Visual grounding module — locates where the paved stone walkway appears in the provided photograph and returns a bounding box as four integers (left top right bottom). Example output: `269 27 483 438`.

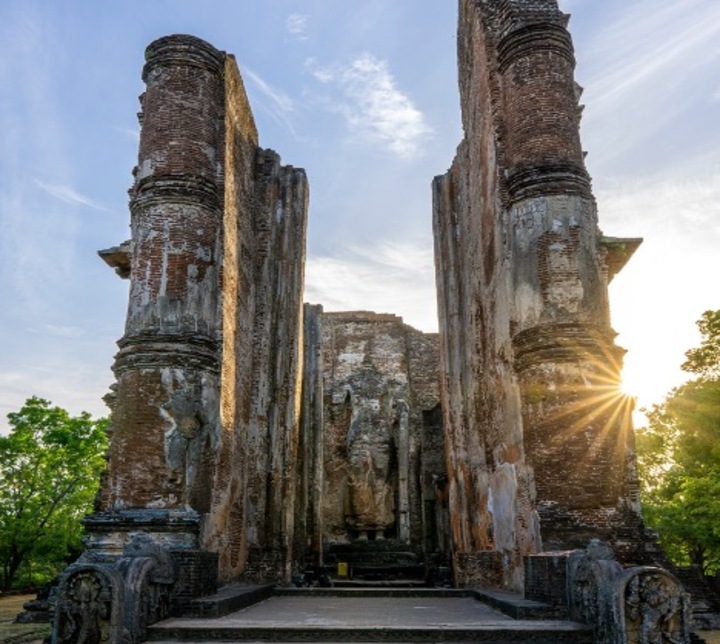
159 596 513 629
148 595 595 642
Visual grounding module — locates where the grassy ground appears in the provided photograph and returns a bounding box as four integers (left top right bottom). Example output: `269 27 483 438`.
0 594 50 644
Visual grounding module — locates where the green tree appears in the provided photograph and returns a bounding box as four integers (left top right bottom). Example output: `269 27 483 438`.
636 310 720 574
682 309 720 379
0 397 108 590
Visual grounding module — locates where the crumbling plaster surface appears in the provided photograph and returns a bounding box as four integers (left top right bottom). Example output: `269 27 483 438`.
433 0 643 590
312 312 441 550
98 35 308 585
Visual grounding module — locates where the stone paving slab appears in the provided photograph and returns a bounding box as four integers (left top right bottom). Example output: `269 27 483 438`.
146 595 593 642
159 596 512 628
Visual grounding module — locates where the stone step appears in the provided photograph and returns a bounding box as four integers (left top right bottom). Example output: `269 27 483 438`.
276 587 470 597
146 623 593 642
473 589 567 620
145 593 593 643
328 578 429 588
185 583 275 618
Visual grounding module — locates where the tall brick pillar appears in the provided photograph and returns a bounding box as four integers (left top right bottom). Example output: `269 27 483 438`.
497 7 644 557
93 34 309 589
117 36 224 508
433 0 644 591
57 34 309 641
89 35 227 562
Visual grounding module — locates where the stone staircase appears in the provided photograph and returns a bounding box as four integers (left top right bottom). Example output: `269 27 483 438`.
143 585 594 642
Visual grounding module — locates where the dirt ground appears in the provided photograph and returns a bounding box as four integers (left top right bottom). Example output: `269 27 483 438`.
0 594 50 644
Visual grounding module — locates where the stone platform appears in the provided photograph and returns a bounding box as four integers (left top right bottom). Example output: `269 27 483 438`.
144 587 593 642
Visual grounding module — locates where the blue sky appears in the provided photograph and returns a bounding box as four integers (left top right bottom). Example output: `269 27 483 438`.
1 0 719 428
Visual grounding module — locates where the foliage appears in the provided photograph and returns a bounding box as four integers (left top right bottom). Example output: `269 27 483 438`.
636 310 720 574
681 309 720 379
0 397 108 590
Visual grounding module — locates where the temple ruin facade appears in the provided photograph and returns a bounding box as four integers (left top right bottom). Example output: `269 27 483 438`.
51 1 694 642
433 0 644 589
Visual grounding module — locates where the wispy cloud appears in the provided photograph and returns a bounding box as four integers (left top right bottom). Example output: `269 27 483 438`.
34 179 106 210
305 241 437 332
0 5 85 318
0 349 113 433
244 68 293 113
243 66 298 136
286 13 308 41
587 5 720 107
307 54 433 159
598 172 720 238
112 125 139 141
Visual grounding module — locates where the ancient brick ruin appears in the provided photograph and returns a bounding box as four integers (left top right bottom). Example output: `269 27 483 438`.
298 309 446 579
93 35 308 588
433 0 645 590
51 2 693 643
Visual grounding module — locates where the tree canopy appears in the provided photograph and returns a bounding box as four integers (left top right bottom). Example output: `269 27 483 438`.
636 310 720 574
681 309 720 379
0 397 108 590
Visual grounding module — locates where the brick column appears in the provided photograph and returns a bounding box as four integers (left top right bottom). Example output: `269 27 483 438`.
96 36 226 547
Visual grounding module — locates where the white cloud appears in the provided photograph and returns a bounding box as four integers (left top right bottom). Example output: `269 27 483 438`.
243 68 293 113
598 172 720 237
242 66 299 136
579 0 720 170
112 125 140 141
286 13 308 40
0 357 113 434
588 6 720 107
308 54 433 159
305 241 437 332
34 179 106 211
307 58 334 84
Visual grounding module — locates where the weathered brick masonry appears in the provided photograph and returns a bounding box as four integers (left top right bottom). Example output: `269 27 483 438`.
53 4 668 640
93 36 444 612
433 0 643 590
96 35 308 585
297 310 443 567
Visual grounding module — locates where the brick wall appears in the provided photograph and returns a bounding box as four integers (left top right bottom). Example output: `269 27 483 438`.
299 311 442 558
97 35 308 588
433 0 644 590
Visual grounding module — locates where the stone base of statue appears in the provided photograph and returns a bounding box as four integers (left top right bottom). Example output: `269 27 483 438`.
324 540 424 584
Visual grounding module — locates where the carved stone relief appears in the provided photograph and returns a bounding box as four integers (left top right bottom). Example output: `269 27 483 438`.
345 401 396 540
617 568 690 644
55 568 118 643
567 541 690 644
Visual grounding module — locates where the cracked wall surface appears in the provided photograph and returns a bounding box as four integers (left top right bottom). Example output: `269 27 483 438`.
432 0 644 590
297 309 446 567
97 35 307 585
